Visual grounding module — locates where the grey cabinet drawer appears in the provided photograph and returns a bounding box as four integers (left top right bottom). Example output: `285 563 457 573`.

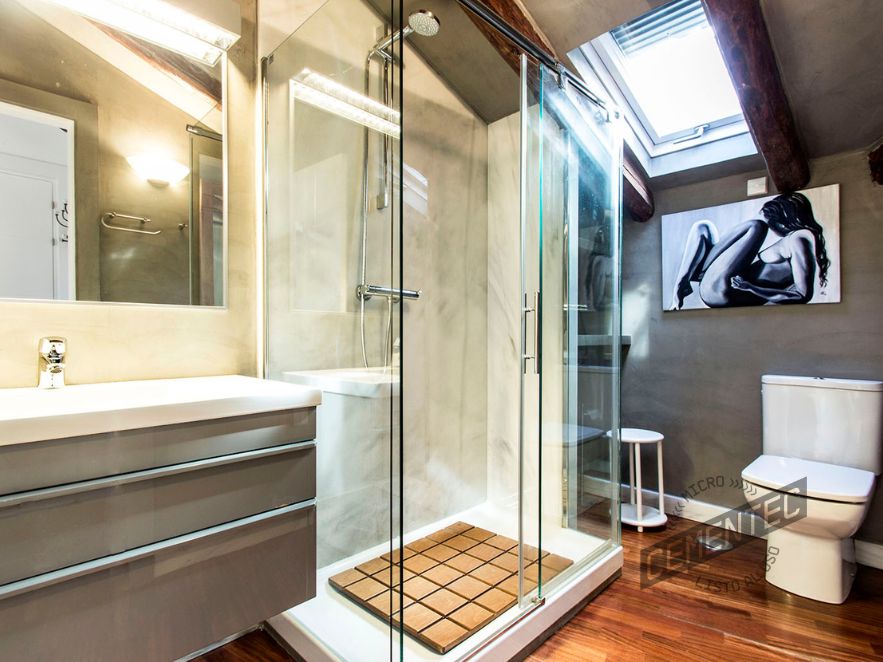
0 503 316 662
0 442 316 585
0 408 316 495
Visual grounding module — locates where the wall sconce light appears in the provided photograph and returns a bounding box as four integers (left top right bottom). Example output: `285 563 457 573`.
43 0 241 66
127 153 190 187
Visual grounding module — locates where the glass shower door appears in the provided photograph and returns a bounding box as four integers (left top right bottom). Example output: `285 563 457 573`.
264 0 623 654
263 0 403 659
521 58 623 602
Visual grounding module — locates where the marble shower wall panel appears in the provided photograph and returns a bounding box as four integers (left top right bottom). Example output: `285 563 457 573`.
539 114 566 527
487 113 522 506
487 109 566 526
315 391 392 567
401 36 489 534
265 0 387 377
265 0 489 555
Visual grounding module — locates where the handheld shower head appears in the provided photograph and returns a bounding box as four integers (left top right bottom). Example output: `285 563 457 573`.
371 9 441 57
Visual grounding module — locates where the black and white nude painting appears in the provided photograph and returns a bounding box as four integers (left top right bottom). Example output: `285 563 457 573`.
662 184 840 311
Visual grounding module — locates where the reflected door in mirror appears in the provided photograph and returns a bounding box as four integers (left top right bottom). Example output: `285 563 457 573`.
0 0 227 306
0 105 72 300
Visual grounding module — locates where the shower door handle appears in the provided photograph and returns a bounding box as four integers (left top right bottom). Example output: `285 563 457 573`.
523 291 540 375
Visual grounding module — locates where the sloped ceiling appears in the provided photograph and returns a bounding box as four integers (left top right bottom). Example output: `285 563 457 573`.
269 0 881 160
759 0 883 158
519 0 668 55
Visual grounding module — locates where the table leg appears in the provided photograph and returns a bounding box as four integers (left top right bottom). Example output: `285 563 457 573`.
628 442 635 506
635 443 643 532
657 440 665 518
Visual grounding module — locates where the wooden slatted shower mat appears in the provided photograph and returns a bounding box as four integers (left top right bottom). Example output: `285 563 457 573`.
328 521 573 654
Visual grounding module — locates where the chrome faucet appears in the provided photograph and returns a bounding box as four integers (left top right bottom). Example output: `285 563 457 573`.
38 337 67 389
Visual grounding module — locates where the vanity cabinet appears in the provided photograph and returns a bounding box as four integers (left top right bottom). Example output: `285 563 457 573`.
0 402 318 661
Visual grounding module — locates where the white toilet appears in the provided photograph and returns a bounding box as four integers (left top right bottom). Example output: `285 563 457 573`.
742 375 882 604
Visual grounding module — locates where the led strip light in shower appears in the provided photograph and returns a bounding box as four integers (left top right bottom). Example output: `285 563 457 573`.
290 69 401 139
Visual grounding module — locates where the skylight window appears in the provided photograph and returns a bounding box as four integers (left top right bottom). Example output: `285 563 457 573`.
589 0 747 147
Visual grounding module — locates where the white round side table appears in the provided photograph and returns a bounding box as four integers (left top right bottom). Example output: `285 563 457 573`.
620 428 667 531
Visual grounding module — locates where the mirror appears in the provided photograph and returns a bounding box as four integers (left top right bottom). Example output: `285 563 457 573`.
0 0 226 306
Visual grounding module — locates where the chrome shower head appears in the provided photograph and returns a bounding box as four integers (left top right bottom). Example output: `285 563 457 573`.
407 10 440 37
371 9 441 56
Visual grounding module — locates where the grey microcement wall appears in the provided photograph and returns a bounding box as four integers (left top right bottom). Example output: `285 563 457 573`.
622 149 883 544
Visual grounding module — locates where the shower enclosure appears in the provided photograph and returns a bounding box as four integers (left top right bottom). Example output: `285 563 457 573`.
263 1 623 659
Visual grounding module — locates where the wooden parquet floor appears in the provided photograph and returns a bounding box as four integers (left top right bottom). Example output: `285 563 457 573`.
528 516 883 661
204 516 883 660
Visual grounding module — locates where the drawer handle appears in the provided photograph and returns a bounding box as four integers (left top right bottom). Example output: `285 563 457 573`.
0 441 315 510
0 501 315 603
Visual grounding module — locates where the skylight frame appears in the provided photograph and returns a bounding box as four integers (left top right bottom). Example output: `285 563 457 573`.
569 42 759 179
591 31 746 147
577 0 752 160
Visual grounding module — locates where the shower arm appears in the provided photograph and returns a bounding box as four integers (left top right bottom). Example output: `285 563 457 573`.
371 26 414 61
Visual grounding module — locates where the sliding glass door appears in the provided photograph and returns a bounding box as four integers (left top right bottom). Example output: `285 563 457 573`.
263 1 622 657
521 57 623 602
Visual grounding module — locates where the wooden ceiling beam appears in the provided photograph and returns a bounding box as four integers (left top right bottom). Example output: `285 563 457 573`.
869 141 883 186
97 26 222 105
702 0 809 193
459 0 655 222
623 143 655 222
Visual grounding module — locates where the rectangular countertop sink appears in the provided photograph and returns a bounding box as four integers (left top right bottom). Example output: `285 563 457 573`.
0 375 322 447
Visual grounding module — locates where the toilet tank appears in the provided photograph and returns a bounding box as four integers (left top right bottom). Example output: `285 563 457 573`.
762 375 883 475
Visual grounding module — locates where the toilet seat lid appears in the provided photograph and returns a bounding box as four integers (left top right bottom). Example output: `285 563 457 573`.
742 455 876 503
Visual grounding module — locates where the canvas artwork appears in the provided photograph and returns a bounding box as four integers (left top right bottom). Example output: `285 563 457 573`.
661 184 841 311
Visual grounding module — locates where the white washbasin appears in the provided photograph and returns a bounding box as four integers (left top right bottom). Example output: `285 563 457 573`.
282 367 399 398
0 375 322 447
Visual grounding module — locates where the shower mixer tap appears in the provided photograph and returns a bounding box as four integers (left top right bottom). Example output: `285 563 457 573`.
357 284 422 301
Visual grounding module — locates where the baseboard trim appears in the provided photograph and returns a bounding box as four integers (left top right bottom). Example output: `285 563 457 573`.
581 475 883 569
176 626 260 662
581 474 765 537
856 540 883 570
